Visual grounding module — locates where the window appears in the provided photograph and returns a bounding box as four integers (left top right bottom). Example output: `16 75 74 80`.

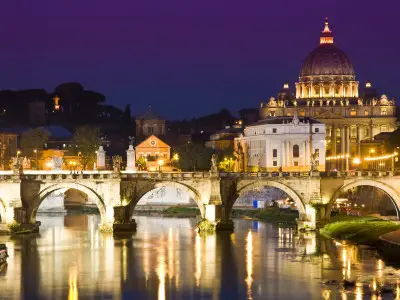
272 149 277 158
351 126 357 138
139 153 143 158
148 127 154 134
286 112 292 117
315 128 319 133
293 144 300 158
269 111 276 117
273 161 277 166
381 108 387 116
272 128 277 133
350 110 357 116
299 110 305 117
294 161 299 166
364 110 369 116
164 153 168 159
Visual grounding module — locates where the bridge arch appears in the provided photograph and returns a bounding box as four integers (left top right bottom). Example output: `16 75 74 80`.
29 183 107 224
129 180 205 218
327 179 400 219
233 180 306 217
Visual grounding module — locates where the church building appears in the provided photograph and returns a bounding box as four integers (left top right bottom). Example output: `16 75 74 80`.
251 18 396 171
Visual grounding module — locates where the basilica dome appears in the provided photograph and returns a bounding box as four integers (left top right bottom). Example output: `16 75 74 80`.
299 18 355 78
300 44 355 77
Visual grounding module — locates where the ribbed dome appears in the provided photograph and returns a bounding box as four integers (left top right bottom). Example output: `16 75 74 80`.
300 44 355 77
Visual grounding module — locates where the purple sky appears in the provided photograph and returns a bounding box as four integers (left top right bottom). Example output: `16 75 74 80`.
1 0 399 119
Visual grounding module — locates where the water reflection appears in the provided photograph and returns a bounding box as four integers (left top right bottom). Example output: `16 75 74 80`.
245 231 253 300
1 215 400 299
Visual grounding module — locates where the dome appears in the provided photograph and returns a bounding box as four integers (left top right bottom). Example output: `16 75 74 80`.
299 18 355 78
300 44 355 77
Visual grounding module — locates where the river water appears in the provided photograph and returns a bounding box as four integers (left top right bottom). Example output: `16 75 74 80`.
0 214 400 300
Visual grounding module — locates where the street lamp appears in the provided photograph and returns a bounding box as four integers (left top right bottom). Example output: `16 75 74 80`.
158 159 164 172
33 149 38 170
78 152 81 170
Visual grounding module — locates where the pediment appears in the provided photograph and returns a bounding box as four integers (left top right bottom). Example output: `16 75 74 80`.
314 110 345 120
136 135 170 149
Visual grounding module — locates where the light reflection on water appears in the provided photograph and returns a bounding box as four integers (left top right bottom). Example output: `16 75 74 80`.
0 215 400 299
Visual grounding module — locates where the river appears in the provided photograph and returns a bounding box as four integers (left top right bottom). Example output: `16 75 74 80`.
0 214 400 299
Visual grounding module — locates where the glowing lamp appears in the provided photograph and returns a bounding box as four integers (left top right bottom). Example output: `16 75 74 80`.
353 158 361 165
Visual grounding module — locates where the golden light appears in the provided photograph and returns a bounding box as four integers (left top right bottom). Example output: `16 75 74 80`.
369 149 375 154
366 81 372 88
283 83 289 89
158 159 164 166
122 199 128 206
33 149 37 153
46 161 53 169
173 153 179 160
17 150 21 155
353 158 361 165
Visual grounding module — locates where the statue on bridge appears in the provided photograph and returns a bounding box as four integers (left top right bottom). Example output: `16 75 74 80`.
210 153 218 173
112 155 122 172
310 150 319 172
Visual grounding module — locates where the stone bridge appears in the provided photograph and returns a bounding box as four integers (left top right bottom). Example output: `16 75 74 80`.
0 170 399 232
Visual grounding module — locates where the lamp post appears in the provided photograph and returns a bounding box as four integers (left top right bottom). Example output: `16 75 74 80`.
33 149 38 170
78 152 81 170
158 159 164 172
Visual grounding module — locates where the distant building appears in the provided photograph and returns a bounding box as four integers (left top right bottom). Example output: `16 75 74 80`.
136 106 166 139
258 19 396 170
135 135 171 171
205 123 243 152
237 116 326 172
0 132 18 169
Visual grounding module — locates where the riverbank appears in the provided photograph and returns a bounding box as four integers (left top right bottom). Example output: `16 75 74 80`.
134 206 298 223
320 216 400 246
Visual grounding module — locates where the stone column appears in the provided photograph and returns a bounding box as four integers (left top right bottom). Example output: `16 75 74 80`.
340 126 345 170
303 141 307 167
356 126 361 156
281 140 285 168
96 146 106 170
126 145 136 172
286 141 291 167
345 126 350 170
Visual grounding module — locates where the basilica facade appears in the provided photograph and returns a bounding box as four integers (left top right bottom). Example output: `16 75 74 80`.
257 18 396 170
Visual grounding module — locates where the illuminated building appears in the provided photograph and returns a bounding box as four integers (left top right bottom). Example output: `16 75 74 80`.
0 132 18 169
135 135 171 171
258 18 396 170
237 115 326 172
205 121 243 151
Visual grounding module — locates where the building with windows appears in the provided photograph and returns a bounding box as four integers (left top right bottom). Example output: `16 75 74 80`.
258 19 396 170
0 132 18 169
237 116 326 172
135 106 166 139
135 135 171 171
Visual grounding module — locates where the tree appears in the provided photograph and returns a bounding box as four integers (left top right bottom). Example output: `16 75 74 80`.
136 157 147 171
176 143 213 171
123 104 132 124
20 127 50 157
73 126 102 170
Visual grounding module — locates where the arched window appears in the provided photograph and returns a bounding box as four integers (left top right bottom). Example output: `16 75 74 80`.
293 145 300 158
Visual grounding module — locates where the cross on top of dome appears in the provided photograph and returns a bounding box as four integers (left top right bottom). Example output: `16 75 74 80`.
320 17 334 45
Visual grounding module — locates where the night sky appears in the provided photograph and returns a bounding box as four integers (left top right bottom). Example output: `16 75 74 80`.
1 0 399 120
